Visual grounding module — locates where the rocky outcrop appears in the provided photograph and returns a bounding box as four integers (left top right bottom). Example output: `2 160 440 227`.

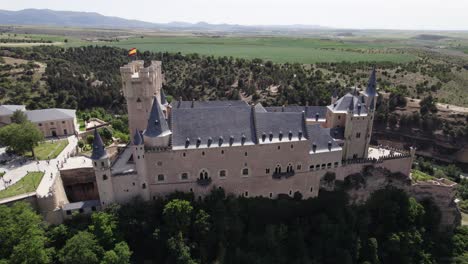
337 166 460 230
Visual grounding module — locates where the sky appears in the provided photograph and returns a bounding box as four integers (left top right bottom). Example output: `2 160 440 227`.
1 0 467 30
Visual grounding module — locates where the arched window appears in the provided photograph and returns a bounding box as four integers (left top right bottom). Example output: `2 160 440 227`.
275 165 282 174
136 98 142 110
103 174 108 181
199 169 209 180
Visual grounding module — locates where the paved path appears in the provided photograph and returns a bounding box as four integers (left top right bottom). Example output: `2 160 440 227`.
0 136 78 197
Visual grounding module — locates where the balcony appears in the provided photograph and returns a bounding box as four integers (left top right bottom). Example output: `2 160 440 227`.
196 177 212 186
272 170 295 179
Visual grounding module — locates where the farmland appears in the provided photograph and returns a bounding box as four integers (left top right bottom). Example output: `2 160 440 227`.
106 36 417 63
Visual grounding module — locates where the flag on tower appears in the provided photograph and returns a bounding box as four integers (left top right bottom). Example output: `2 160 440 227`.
128 48 137 57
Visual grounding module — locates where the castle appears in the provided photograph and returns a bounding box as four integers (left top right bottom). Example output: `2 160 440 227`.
91 60 415 206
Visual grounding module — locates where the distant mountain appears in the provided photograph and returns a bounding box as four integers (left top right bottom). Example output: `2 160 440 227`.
0 9 331 32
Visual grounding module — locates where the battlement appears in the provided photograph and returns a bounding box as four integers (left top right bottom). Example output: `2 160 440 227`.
120 60 162 82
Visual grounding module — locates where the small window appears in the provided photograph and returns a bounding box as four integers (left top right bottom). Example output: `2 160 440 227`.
66 210 71 215
277 146 281 150
327 163 332 168
157 174 165 182
265 168 270 174
101 161 105 167
103 175 108 181
142 183 146 189
50 122 54 125
297 164 302 170
321 164 326 169
334 162 339 168
338 115 341 120
202 151 205 156
190 188 193 192
242 168 249 176
269 192 273 198
316 164 320 170
132 182 135 186
181 173 188 180
353 154 358 159
244 152 248 156
356 132 361 138
94 161 97 166
310 187 313 192
157 161 163 166
62 121 66 124
290 144 294 149
289 190 292 196
38 123 42 126
137 156 140 159
244 191 249 197
91 206 97 211
221 150 224 154
219 170 226 178
309 165 314 171
182 152 186 157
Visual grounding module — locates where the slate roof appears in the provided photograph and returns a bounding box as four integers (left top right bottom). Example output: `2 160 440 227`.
264 105 327 120
256 112 306 143
172 100 249 109
91 128 107 160
329 93 368 115
0 105 26 116
307 124 341 153
62 200 100 211
144 98 170 138
171 106 255 149
25 108 75 123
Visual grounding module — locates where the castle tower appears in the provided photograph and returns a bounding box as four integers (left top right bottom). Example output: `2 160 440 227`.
132 129 150 201
143 97 172 148
120 60 163 139
91 128 114 207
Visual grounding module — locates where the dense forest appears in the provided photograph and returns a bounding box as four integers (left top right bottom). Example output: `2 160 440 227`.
1 188 467 264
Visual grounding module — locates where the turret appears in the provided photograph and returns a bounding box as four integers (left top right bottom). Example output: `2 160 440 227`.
132 129 150 201
143 97 172 148
91 128 114 207
121 60 163 140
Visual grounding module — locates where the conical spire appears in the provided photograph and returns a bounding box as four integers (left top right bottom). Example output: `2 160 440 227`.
348 96 354 112
160 89 168 105
332 88 338 98
91 128 107 160
366 67 377 96
133 129 142 145
144 97 170 137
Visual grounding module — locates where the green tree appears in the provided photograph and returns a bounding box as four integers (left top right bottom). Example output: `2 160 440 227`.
0 122 44 157
100 242 131 264
89 212 118 250
420 96 438 115
59 231 104 264
10 110 28 124
167 232 198 264
163 199 193 236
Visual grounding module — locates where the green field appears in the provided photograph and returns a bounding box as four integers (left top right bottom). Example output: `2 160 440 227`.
25 140 69 160
106 36 417 63
411 169 435 182
0 171 44 199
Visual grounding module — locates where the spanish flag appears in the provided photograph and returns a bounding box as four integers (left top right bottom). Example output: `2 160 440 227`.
128 48 137 57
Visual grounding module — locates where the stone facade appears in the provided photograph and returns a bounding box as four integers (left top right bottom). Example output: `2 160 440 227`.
89 61 422 208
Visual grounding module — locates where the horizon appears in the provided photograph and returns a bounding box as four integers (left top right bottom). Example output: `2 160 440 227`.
1 0 468 31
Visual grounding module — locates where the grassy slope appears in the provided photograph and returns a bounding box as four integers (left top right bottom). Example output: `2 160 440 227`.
0 171 44 199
